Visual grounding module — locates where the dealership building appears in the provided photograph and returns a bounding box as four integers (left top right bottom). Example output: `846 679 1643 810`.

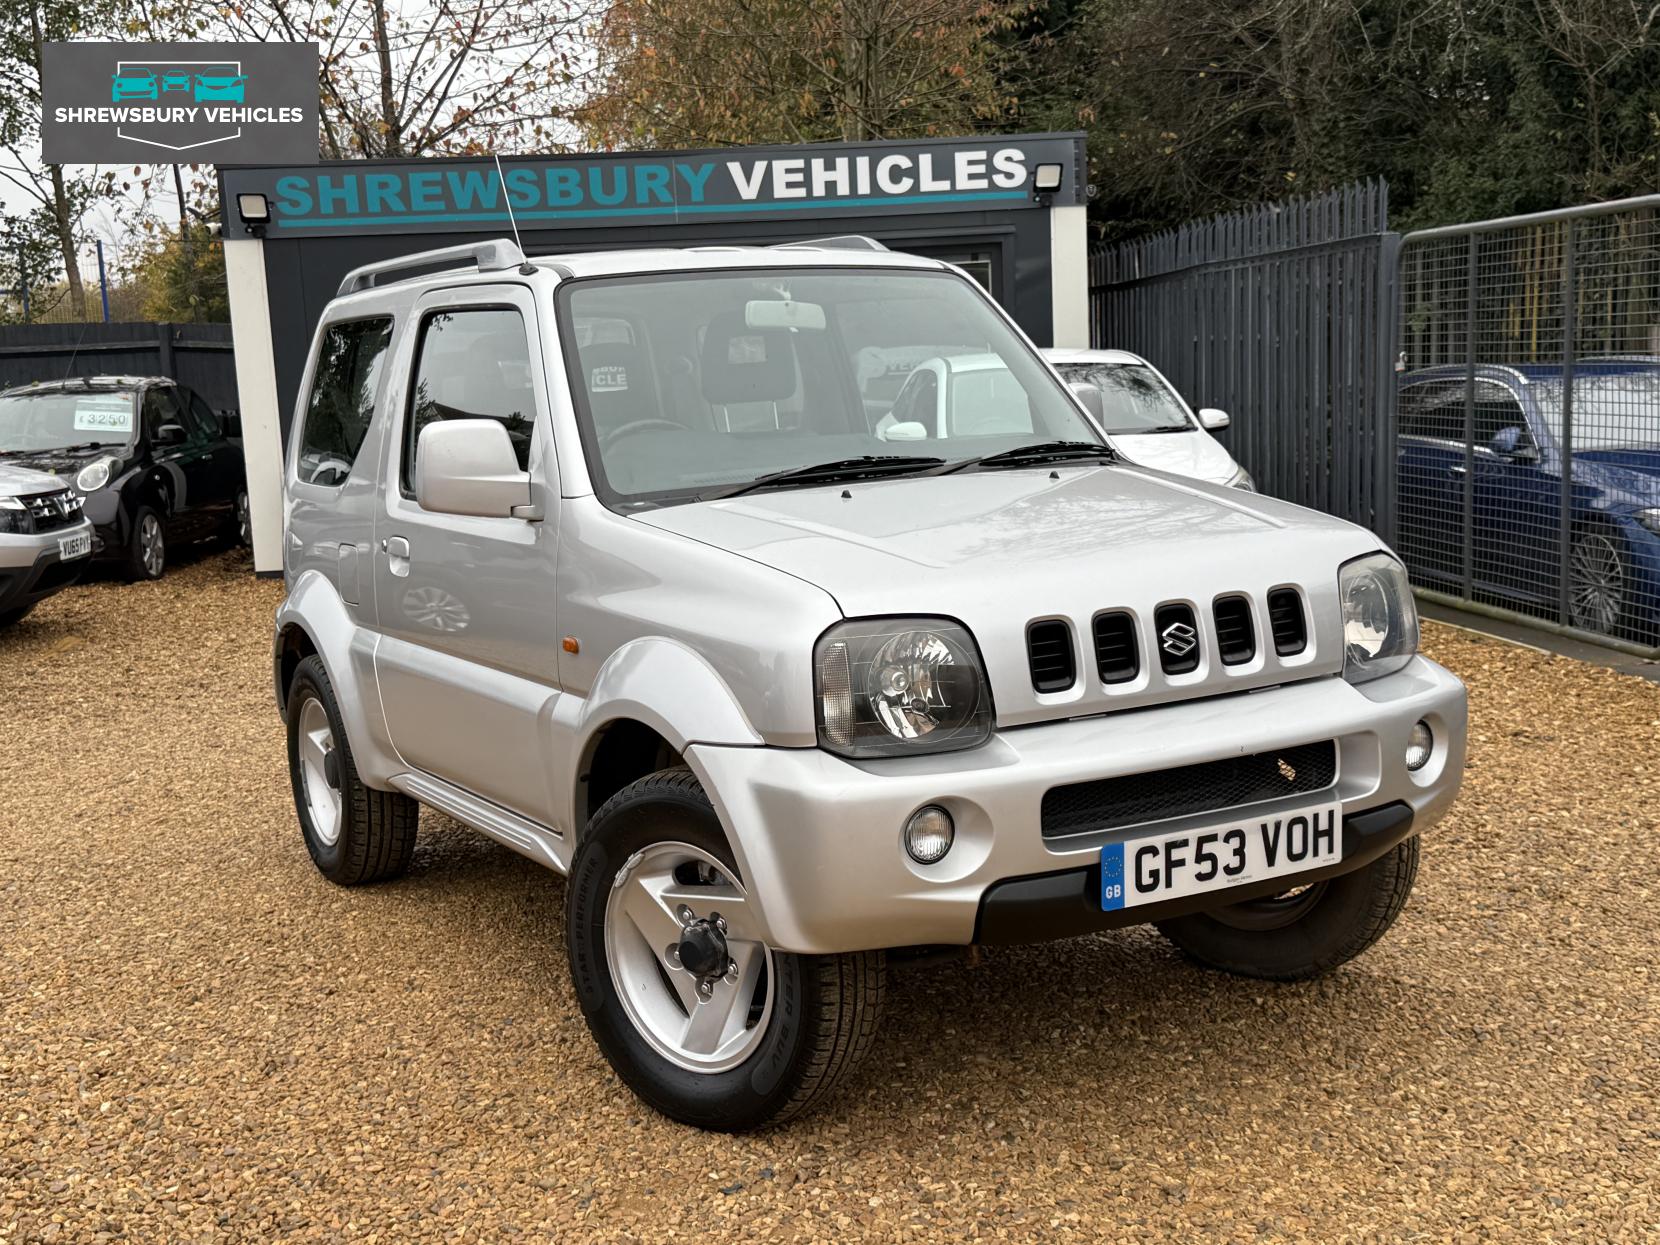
217 132 1090 573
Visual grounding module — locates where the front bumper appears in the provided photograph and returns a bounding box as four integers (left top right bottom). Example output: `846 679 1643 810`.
688 656 1467 955
0 521 94 613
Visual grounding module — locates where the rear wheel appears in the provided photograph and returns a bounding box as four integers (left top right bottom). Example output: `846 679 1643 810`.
285 654 418 884
567 768 884 1131
1155 837 1419 981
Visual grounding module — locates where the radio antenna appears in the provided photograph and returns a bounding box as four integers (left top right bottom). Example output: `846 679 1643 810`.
492 153 535 274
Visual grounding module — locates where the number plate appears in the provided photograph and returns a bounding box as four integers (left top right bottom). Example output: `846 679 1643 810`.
58 531 92 561
1100 801 1342 911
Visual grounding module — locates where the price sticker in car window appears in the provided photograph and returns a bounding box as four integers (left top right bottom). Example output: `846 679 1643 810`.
73 395 134 434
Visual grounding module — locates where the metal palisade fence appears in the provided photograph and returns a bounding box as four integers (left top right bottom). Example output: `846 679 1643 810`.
1090 181 1399 538
1398 198 1660 654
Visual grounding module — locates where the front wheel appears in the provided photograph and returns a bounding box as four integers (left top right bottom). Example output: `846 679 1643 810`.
567 768 884 1131
1155 837 1419 981
124 506 166 581
0 604 32 628
1568 527 1626 636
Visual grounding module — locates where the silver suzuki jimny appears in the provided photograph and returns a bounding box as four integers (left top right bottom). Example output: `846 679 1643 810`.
275 237 1466 1131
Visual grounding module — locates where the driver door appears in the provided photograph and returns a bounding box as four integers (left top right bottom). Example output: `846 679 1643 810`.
371 283 565 824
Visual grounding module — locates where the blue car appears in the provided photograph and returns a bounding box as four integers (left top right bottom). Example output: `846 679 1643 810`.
1397 360 1660 639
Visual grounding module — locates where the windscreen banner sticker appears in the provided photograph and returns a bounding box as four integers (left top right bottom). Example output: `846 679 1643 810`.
73 395 133 434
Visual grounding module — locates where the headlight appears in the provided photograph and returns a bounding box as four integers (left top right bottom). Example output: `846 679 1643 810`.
1636 508 1660 536
76 456 117 492
814 617 993 757
0 496 27 534
1225 466 1255 491
1339 552 1418 684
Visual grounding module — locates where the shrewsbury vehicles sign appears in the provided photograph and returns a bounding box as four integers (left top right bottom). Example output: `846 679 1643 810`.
219 135 1085 235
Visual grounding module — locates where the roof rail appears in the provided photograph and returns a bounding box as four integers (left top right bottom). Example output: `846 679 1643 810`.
771 235 888 253
336 239 528 297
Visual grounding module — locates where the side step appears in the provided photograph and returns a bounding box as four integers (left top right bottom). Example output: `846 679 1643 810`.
390 771 570 874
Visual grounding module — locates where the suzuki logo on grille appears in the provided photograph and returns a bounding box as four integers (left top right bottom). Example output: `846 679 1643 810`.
1278 757 1298 782
1159 620 1197 657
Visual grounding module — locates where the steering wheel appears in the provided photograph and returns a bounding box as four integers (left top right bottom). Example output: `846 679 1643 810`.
603 418 687 448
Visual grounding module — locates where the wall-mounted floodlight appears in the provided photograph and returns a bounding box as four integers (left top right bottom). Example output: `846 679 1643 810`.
1031 163 1065 196
237 193 270 236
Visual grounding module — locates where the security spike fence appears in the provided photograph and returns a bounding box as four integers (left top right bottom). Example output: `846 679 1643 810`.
1398 198 1660 654
1090 180 1398 539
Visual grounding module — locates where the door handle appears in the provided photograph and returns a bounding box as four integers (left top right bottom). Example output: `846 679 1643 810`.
383 535 411 577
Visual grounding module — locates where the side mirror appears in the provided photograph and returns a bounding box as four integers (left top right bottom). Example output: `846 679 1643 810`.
1488 425 1536 461
153 423 187 446
1197 408 1230 431
415 419 531 519
1068 381 1106 424
881 420 928 442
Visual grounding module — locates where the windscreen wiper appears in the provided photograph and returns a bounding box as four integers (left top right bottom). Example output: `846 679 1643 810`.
937 440 1118 475
1129 424 1193 434
699 455 947 501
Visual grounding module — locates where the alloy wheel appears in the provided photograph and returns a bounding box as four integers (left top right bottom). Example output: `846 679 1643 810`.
139 513 165 578
603 841 774 1073
1569 532 1624 635
296 696 342 847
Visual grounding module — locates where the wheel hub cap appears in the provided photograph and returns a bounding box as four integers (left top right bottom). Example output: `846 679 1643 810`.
297 697 343 848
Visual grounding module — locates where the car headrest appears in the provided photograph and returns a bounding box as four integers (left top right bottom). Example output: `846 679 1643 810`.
700 312 796 405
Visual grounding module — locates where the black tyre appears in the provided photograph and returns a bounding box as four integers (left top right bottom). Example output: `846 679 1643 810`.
1155 836 1419 981
124 505 166 581
285 654 418 885
567 767 884 1131
0 604 32 628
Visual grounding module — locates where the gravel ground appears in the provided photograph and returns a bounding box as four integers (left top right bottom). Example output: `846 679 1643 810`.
2 550 1656 1243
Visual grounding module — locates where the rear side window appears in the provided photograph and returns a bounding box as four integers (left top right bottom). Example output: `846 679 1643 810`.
297 317 394 487
403 307 537 492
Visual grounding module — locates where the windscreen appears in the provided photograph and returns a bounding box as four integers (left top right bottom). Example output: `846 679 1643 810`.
0 390 138 452
557 268 1098 505
1051 362 1196 434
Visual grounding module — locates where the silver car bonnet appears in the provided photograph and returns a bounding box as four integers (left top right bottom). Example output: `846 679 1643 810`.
636 464 1385 727
0 462 69 499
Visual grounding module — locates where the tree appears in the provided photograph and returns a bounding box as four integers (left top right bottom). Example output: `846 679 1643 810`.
0 0 117 319
126 220 228 323
194 0 597 157
580 0 1038 148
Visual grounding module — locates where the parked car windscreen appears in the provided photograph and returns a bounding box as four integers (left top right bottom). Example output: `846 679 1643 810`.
0 389 138 451
557 268 1099 505
1050 362 1195 434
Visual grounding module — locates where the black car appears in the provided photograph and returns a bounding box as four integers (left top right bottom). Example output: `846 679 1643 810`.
0 376 247 580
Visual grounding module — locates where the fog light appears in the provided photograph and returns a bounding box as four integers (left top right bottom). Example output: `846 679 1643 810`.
1406 720 1433 771
904 805 954 864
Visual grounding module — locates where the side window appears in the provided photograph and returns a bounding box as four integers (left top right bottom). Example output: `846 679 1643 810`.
142 388 184 442
404 307 536 493
1399 382 1464 442
1472 381 1529 448
298 317 394 488
948 367 1034 437
183 391 220 442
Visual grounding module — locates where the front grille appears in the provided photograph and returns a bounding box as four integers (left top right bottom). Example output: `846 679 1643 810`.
1268 588 1308 655
1153 602 1201 675
1092 611 1139 683
1040 741 1338 838
1212 594 1255 665
22 490 82 533
1026 620 1076 693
